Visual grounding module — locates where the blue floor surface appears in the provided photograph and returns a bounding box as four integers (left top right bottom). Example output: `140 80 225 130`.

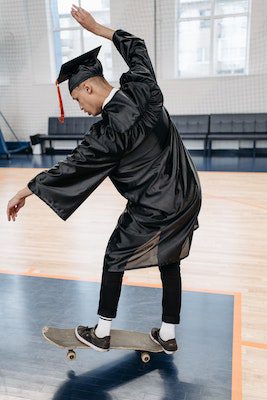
0 150 266 171
0 274 234 400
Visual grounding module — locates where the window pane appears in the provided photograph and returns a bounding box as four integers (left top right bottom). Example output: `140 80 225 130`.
178 20 211 77
179 0 212 19
52 0 111 74
87 9 110 25
54 0 79 28
81 0 110 11
214 16 248 75
59 15 80 29
83 32 113 80
60 30 82 63
215 0 249 15
57 0 73 14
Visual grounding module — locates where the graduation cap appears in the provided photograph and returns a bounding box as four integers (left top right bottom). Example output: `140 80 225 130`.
56 46 103 123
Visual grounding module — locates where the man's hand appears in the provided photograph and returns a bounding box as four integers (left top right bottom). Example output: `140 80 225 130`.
71 4 98 33
7 187 32 222
71 4 115 40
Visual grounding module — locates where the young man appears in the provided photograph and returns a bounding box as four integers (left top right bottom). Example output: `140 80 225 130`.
7 5 202 354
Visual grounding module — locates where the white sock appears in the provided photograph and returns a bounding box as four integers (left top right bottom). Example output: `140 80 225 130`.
159 322 176 341
95 316 112 338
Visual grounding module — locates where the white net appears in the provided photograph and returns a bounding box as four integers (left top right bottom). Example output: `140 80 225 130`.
0 0 266 147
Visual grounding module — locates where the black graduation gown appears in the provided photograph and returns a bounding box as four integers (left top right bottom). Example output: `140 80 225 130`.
27 29 202 272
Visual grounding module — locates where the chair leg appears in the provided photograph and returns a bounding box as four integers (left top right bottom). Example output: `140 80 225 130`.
208 140 211 158
204 139 208 157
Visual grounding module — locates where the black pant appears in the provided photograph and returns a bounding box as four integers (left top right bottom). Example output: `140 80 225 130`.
97 262 181 324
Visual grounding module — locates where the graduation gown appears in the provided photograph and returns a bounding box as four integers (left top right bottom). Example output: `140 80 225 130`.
27 29 202 272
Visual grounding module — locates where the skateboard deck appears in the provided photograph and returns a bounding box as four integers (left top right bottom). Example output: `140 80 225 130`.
42 326 164 362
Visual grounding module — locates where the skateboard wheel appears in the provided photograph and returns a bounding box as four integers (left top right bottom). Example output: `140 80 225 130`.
67 350 76 361
141 352 150 363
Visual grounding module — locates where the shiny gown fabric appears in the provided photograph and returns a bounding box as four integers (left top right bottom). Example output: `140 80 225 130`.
27 29 202 272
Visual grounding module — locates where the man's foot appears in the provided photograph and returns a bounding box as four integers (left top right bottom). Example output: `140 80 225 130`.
75 324 110 352
149 327 178 354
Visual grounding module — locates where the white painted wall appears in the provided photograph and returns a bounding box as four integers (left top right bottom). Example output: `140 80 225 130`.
0 0 266 150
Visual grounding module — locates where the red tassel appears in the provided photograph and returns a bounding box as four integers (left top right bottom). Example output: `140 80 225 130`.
56 80 64 123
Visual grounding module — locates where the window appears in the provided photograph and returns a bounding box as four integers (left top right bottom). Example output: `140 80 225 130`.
50 0 112 81
176 0 250 78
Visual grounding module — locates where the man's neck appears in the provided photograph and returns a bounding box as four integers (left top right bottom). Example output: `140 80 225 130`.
102 86 119 110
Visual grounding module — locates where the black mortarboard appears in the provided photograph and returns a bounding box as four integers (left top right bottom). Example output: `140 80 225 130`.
55 46 103 123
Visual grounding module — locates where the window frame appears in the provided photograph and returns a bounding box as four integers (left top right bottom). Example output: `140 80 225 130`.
175 0 251 79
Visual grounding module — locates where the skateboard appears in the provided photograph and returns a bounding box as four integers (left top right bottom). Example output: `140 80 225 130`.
42 326 164 363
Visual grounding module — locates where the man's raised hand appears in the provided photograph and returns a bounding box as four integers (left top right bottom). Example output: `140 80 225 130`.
71 4 98 33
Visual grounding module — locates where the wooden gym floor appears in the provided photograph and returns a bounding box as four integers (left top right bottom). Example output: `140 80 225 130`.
0 160 266 400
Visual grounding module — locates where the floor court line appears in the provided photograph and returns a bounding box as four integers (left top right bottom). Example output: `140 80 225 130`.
241 341 267 350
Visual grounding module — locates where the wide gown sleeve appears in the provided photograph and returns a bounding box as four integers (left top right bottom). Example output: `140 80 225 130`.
112 28 157 83
27 126 123 221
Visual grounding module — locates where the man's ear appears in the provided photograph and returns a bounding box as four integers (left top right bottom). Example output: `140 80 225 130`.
83 81 92 94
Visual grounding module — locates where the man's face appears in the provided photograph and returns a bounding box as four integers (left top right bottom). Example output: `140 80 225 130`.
71 82 102 116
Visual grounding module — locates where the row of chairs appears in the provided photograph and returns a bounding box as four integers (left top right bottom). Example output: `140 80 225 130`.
172 113 267 157
30 113 267 157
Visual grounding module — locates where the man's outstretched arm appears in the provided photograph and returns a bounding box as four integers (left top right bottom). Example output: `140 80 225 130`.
71 5 157 82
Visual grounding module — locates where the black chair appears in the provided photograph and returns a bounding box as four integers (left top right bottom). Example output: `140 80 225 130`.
30 116 101 153
208 113 267 157
170 115 209 155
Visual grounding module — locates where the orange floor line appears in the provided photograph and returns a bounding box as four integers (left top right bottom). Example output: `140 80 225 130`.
0 269 239 295
242 341 267 350
232 292 242 400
